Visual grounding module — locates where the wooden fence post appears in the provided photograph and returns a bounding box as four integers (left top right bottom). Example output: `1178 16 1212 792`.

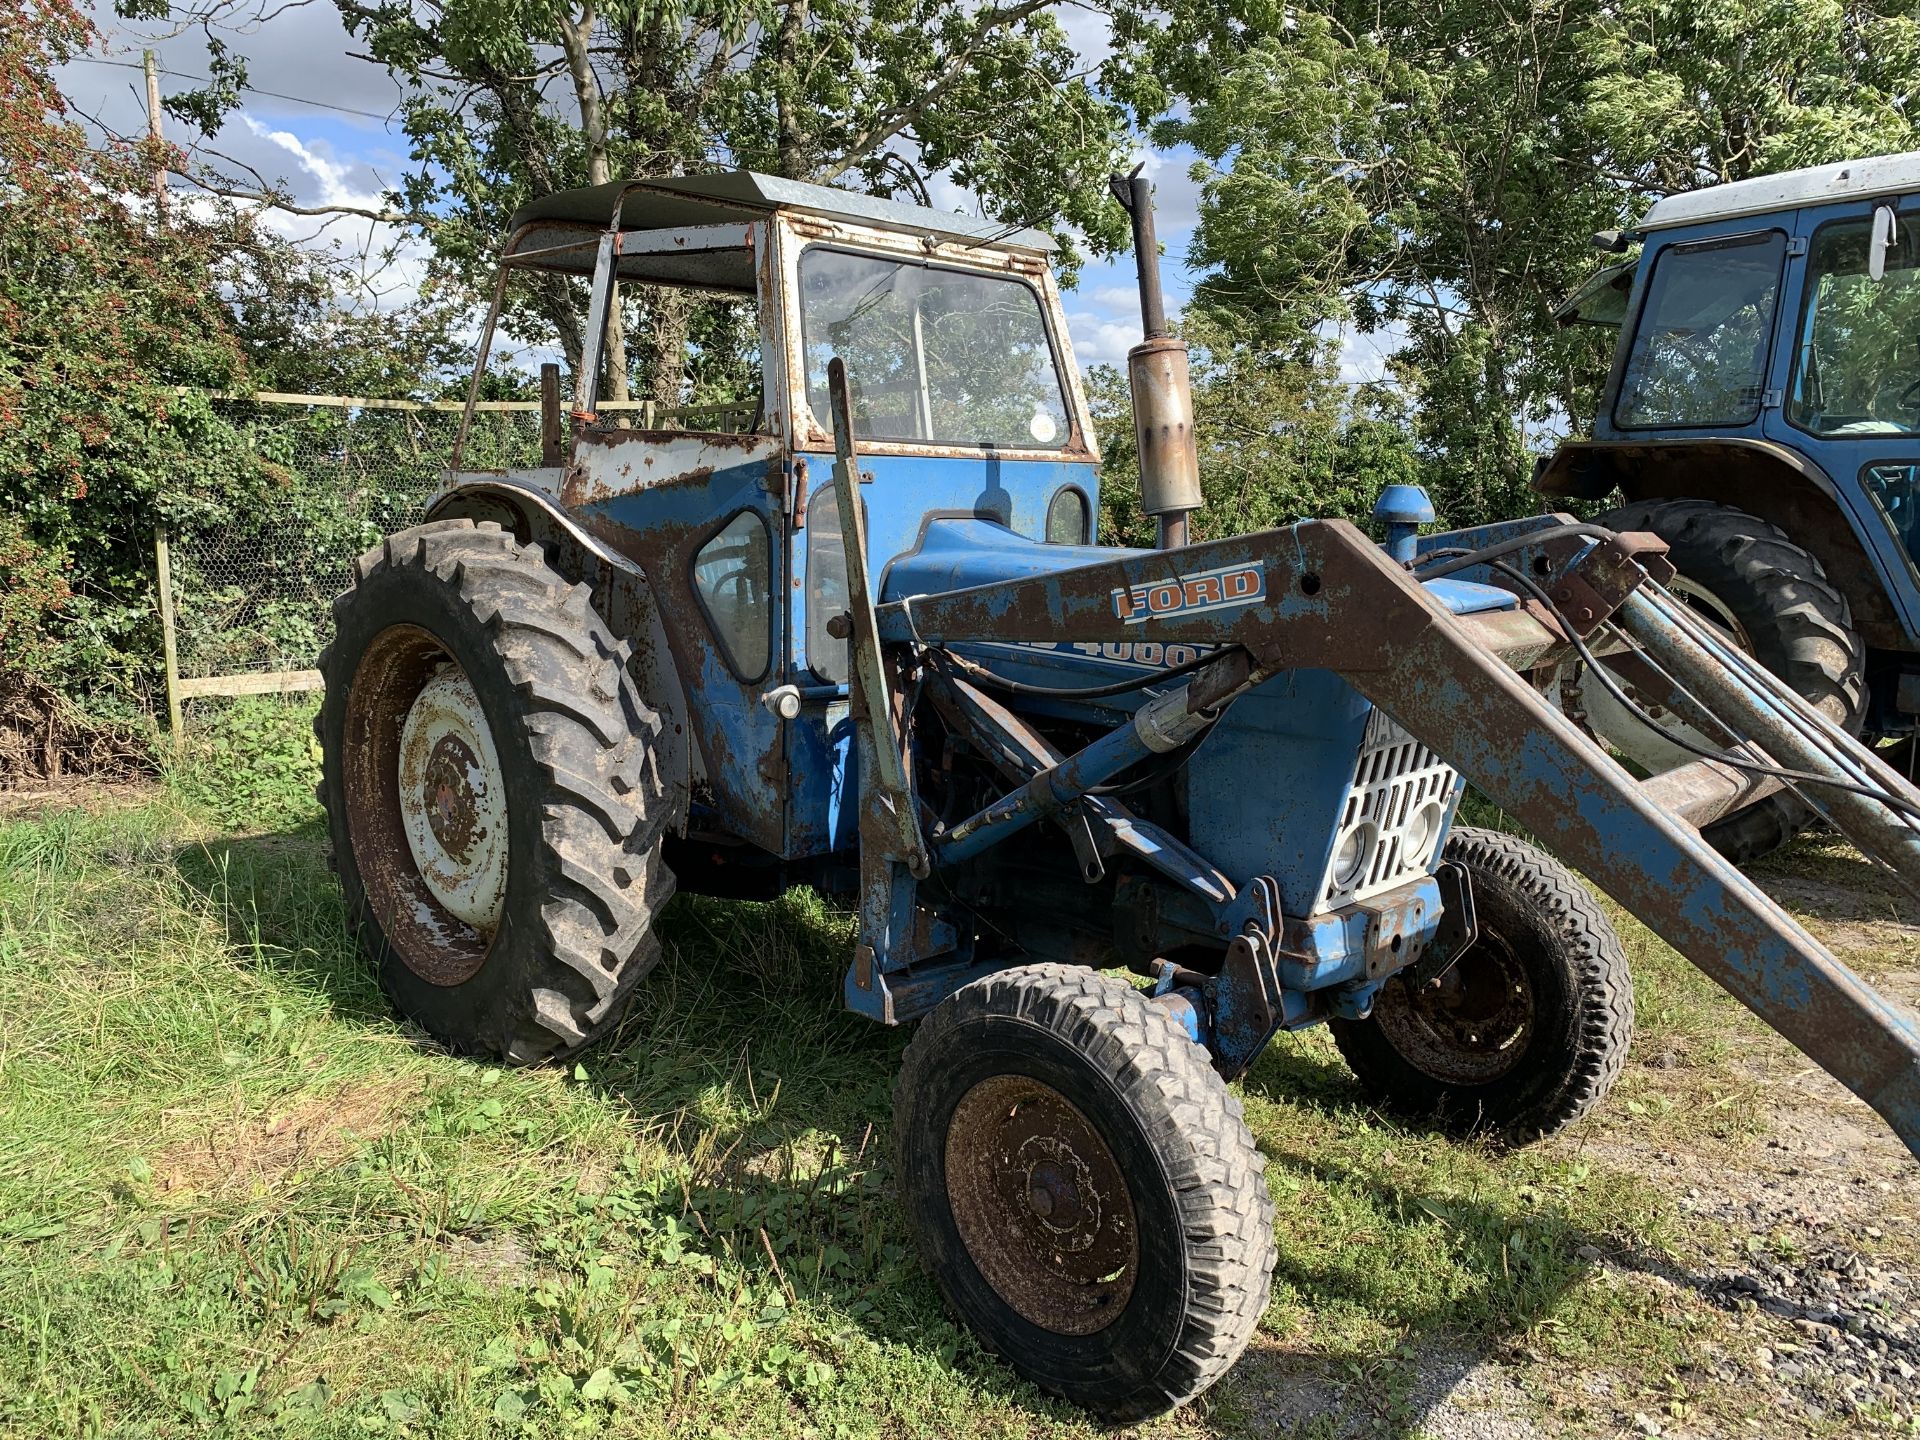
540 362 563 466
154 529 183 740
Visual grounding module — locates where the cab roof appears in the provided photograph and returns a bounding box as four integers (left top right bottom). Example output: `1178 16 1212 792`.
504 171 1057 255
1641 150 1920 233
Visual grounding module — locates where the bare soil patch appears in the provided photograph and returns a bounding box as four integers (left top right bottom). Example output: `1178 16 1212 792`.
154 1076 424 1198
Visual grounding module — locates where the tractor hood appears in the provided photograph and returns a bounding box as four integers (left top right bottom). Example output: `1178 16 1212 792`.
881 517 1518 618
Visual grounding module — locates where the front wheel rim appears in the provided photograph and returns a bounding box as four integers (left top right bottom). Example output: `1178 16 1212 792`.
943 1074 1139 1336
1372 939 1534 1086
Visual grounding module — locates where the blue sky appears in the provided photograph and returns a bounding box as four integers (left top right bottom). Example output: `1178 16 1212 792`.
58 4 1398 382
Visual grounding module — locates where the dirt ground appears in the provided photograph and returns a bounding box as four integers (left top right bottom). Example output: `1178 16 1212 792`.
1321 847 1920 1440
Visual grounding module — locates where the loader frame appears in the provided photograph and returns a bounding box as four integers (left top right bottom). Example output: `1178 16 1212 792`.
821 367 1920 1155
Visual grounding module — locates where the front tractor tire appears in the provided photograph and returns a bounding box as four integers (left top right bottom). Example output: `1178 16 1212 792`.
894 964 1276 1423
1590 499 1867 864
317 519 676 1064
1330 828 1633 1144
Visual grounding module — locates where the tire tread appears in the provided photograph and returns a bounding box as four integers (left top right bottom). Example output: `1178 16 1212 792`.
896 963 1275 1422
320 518 676 1064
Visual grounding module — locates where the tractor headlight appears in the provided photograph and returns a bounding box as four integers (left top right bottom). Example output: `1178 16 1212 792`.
1331 821 1377 890
1318 709 1459 912
1402 799 1447 867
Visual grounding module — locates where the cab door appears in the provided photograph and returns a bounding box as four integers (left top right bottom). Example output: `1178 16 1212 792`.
1763 194 1920 641
562 218 793 854
768 219 1102 860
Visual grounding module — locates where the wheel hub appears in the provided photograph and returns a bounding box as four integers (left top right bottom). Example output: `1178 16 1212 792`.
397 667 507 932
1374 940 1534 1085
944 1074 1138 1336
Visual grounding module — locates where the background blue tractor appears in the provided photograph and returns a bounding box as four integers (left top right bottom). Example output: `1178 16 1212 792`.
1542 150 1920 860
317 170 1920 1420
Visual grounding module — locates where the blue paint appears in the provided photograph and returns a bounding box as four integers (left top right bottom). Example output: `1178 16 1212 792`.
1373 483 1435 564
1590 204 1920 646
583 457 790 852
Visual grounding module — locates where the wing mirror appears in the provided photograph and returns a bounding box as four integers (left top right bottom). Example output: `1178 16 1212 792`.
1869 204 1899 282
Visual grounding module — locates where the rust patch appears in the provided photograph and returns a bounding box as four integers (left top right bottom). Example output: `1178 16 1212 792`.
1373 938 1534 1085
342 626 491 986
943 1074 1138 1336
422 733 483 860
574 427 767 454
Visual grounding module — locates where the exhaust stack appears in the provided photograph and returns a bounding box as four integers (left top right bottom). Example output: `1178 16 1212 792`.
1111 169 1201 550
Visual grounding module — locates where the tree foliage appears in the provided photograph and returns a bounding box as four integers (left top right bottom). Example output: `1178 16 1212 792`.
1092 314 1420 547
0 0 253 692
160 0 1136 402
0 0 460 700
1145 0 1920 528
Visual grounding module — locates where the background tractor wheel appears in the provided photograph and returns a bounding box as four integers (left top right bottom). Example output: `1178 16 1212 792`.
1582 499 1866 864
1330 827 1633 1143
316 519 676 1063
893 963 1275 1423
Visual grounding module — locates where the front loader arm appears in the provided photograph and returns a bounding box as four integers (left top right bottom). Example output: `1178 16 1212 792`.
877 518 1920 1159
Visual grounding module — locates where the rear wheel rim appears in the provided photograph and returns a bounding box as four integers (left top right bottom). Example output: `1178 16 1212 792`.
397 667 508 932
944 1074 1139 1336
1564 574 1750 775
342 625 499 986
1372 939 1534 1086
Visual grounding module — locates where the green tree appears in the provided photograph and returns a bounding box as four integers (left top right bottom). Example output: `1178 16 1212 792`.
0 0 461 702
1580 0 1920 192
151 0 1135 401
1143 0 1920 528
0 0 258 696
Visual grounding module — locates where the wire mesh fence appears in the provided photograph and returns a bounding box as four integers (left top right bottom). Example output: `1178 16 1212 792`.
158 391 758 724
160 395 549 713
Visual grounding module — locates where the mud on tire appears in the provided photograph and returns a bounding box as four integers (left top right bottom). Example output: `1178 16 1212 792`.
1597 498 1866 864
316 519 676 1063
1330 827 1633 1144
893 963 1275 1423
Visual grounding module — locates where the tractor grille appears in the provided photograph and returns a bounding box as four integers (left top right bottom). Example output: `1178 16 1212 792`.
1316 709 1460 912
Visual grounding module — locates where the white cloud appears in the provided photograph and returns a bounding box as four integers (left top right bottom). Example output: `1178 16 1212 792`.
241 115 372 210
1065 311 1144 370
1325 320 1407 385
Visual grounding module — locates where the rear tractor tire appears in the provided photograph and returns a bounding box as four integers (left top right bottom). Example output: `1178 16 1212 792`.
1588 499 1866 864
893 964 1275 1422
316 519 676 1063
1330 828 1633 1144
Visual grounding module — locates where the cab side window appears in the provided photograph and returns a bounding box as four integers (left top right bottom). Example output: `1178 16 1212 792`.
693 512 772 680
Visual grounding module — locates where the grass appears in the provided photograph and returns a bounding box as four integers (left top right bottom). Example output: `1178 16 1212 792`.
0 706 1903 1437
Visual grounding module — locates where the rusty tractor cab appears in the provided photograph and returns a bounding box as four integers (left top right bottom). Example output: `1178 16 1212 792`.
1542 149 1920 861
318 170 1920 1421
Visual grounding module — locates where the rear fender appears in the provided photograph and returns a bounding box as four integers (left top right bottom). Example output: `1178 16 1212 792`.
1535 437 1915 651
424 479 697 815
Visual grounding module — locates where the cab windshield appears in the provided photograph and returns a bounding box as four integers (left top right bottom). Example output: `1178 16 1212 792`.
1614 231 1786 429
798 249 1070 448
1788 212 1920 436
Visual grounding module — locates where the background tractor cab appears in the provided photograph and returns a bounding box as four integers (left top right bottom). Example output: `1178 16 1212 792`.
1541 150 1920 858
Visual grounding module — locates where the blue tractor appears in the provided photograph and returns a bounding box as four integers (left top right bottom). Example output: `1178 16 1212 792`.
318 170 1920 1419
1543 150 1920 860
